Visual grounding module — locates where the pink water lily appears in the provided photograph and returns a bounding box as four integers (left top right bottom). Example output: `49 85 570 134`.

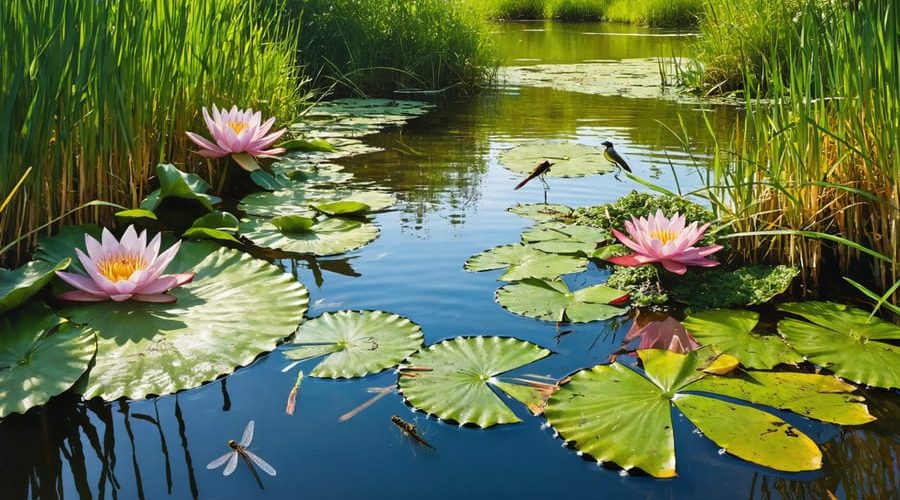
607 209 723 275
55 226 194 303
185 104 286 172
623 313 700 354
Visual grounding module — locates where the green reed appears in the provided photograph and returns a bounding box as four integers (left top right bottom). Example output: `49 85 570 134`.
0 0 305 265
695 0 899 307
283 0 497 96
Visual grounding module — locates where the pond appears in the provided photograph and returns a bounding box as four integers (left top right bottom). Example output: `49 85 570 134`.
2 21 897 500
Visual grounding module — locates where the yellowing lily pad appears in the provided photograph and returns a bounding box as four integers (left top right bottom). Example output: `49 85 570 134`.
283 310 424 378
500 141 614 178
398 336 551 428
545 349 871 477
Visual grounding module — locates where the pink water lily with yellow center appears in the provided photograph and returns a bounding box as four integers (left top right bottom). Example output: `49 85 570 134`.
185 104 286 172
608 209 723 275
55 226 194 303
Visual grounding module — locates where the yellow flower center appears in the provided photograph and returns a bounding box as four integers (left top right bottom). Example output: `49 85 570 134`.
649 229 679 245
227 121 248 135
97 255 147 282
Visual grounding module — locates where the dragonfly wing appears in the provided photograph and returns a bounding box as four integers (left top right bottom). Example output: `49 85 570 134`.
240 420 255 447
244 450 277 476
222 452 239 476
206 451 233 470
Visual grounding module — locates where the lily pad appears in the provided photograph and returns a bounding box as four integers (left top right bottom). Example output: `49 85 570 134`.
0 305 95 417
544 349 871 477
507 203 574 222
140 164 220 212
240 217 379 256
239 187 395 218
500 141 614 178
313 201 371 216
465 244 586 281
521 222 605 255
36 229 308 400
778 302 900 389
496 278 628 323
292 99 434 140
182 211 241 243
271 161 354 186
283 310 424 378
0 258 71 313
397 336 551 427
681 309 802 369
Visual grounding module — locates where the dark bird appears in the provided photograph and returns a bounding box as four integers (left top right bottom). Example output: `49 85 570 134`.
602 141 632 173
514 160 553 190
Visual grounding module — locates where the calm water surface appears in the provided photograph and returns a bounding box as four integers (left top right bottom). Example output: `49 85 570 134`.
2 22 897 500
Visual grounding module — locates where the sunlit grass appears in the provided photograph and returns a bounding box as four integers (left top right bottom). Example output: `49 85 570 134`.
283 0 497 95
467 0 705 26
692 0 899 309
0 0 306 265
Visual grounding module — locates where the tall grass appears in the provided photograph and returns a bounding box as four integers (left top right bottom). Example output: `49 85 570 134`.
468 0 705 27
285 0 497 95
0 0 305 265
697 0 899 307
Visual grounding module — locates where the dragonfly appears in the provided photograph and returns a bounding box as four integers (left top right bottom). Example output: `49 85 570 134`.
391 415 435 450
207 420 277 479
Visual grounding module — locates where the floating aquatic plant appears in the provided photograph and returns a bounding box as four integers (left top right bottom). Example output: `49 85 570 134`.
465 244 587 281
283 310 424 378
186 105 286 172
682 309 802 369
499 141 614 178
496 278 629 323
240 216 380 256
544 349 875 478
608 209 723 274
0 258 71 313
54 225 193 303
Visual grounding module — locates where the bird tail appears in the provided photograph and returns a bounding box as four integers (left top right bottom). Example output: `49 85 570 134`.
620 160 632 173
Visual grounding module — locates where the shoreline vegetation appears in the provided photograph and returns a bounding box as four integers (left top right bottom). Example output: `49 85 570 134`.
1 0 896 315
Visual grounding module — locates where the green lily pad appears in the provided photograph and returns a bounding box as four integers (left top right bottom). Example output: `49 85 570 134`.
670 265 800 309
0 258 71 313
500 141 614 178
0 305 95 417
182 211 240 243
397 336 551 427
778 301 900 389
502 59 685 99
313 201 371 216
681 309 802 369
140 164 220 212
240 217 379 256
283 310 424 378
521 222 605 255
465 244 587 281
239 187 395 218
271 215 316 233
508 203 574 222
36 229 308 400
272 161 354 186
292 99 434 140
115 208 158 221
496 278 628 323
544 349 870 477
278 137 336 153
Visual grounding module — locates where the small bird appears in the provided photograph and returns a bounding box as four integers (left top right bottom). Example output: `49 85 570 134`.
514 160 553 190
602 141 632 173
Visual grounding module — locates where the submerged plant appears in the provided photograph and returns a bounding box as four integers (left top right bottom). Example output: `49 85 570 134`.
186 105 286 172
608 209 723 275
54 225 193 303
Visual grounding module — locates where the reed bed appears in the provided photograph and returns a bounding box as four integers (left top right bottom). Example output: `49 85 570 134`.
697 0 899 309
287 0 497 95
469 0 705 27
0 0 305 265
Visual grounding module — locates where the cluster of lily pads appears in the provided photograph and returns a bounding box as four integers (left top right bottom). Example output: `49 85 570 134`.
0 98 434 418
448 194 897 477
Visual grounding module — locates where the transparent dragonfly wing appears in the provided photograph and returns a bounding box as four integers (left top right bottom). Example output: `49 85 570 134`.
240 420 255 447
222 452 240 476
206 451 233 470
243 449 277 476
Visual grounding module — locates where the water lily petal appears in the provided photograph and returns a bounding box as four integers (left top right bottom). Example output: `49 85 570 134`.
186 131 228 157
110 293 134 302
142 232 162 265
170 272 195 287
661 259 688 274
57 290 109 302
131 293 178 303
134 275 179 295
55 270 106 295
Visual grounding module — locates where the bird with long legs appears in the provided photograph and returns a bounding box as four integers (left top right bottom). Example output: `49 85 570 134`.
601 141 631 180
